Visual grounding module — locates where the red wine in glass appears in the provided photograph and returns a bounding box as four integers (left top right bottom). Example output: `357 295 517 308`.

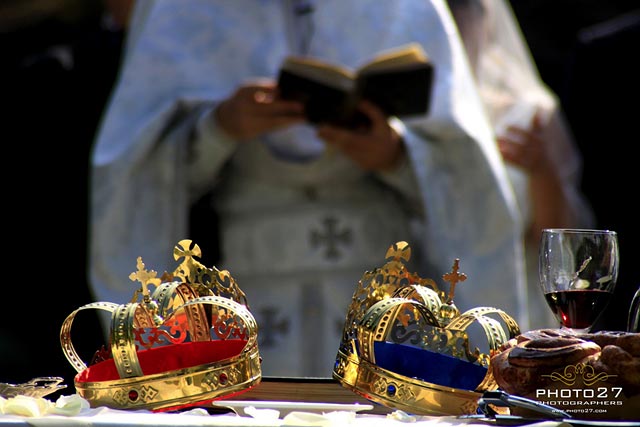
544 289 613 330
539 229 619 332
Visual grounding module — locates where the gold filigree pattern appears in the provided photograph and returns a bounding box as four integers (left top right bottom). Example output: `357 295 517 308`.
168 240 248 306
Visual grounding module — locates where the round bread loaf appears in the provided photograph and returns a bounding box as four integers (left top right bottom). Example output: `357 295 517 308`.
490 329 601 397
490 329 640 400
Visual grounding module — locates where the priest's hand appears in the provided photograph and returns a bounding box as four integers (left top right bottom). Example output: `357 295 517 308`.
215 80 305 140
316 100 405 172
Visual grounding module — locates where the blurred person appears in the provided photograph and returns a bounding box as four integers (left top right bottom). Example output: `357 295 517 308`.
89 0 527 377
447 0 596 329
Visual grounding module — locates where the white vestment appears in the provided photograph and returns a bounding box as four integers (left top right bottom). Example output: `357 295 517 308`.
90 0 526 377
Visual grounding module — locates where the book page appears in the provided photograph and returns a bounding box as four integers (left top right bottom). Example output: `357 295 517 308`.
281 56 356 91
358 43 430 74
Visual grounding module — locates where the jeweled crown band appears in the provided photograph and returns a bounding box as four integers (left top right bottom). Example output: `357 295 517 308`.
334 347 480 416
75 340 261 411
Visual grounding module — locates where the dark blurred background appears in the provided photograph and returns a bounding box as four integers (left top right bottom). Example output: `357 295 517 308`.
508 1 640 333
2 0 125 389
1 0 638 391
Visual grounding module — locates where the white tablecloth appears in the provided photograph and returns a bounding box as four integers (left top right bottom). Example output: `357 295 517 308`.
0 405 570 427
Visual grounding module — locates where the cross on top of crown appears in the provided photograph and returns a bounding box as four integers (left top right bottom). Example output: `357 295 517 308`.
385 241 411 263
442 258 467 304
129 257 162 301
128 257 163 324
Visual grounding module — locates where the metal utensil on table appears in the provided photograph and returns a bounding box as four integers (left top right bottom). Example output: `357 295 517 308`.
0 377 66 399
478 390 571 420
460 390 571 426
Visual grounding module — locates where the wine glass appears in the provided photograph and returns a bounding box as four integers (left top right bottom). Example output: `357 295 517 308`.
539 228 619 333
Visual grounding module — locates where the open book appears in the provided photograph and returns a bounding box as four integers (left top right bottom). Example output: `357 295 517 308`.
277 43 434 127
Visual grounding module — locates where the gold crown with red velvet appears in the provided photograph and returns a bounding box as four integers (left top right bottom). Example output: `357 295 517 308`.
61 240 261 412
333 241 521 416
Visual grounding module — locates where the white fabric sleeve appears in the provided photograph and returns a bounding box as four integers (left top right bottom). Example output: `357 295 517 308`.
187 103 238 201
375 117 424 217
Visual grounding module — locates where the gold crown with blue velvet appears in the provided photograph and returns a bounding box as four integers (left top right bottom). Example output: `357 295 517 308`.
333 241 521 416
61 240 261 412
